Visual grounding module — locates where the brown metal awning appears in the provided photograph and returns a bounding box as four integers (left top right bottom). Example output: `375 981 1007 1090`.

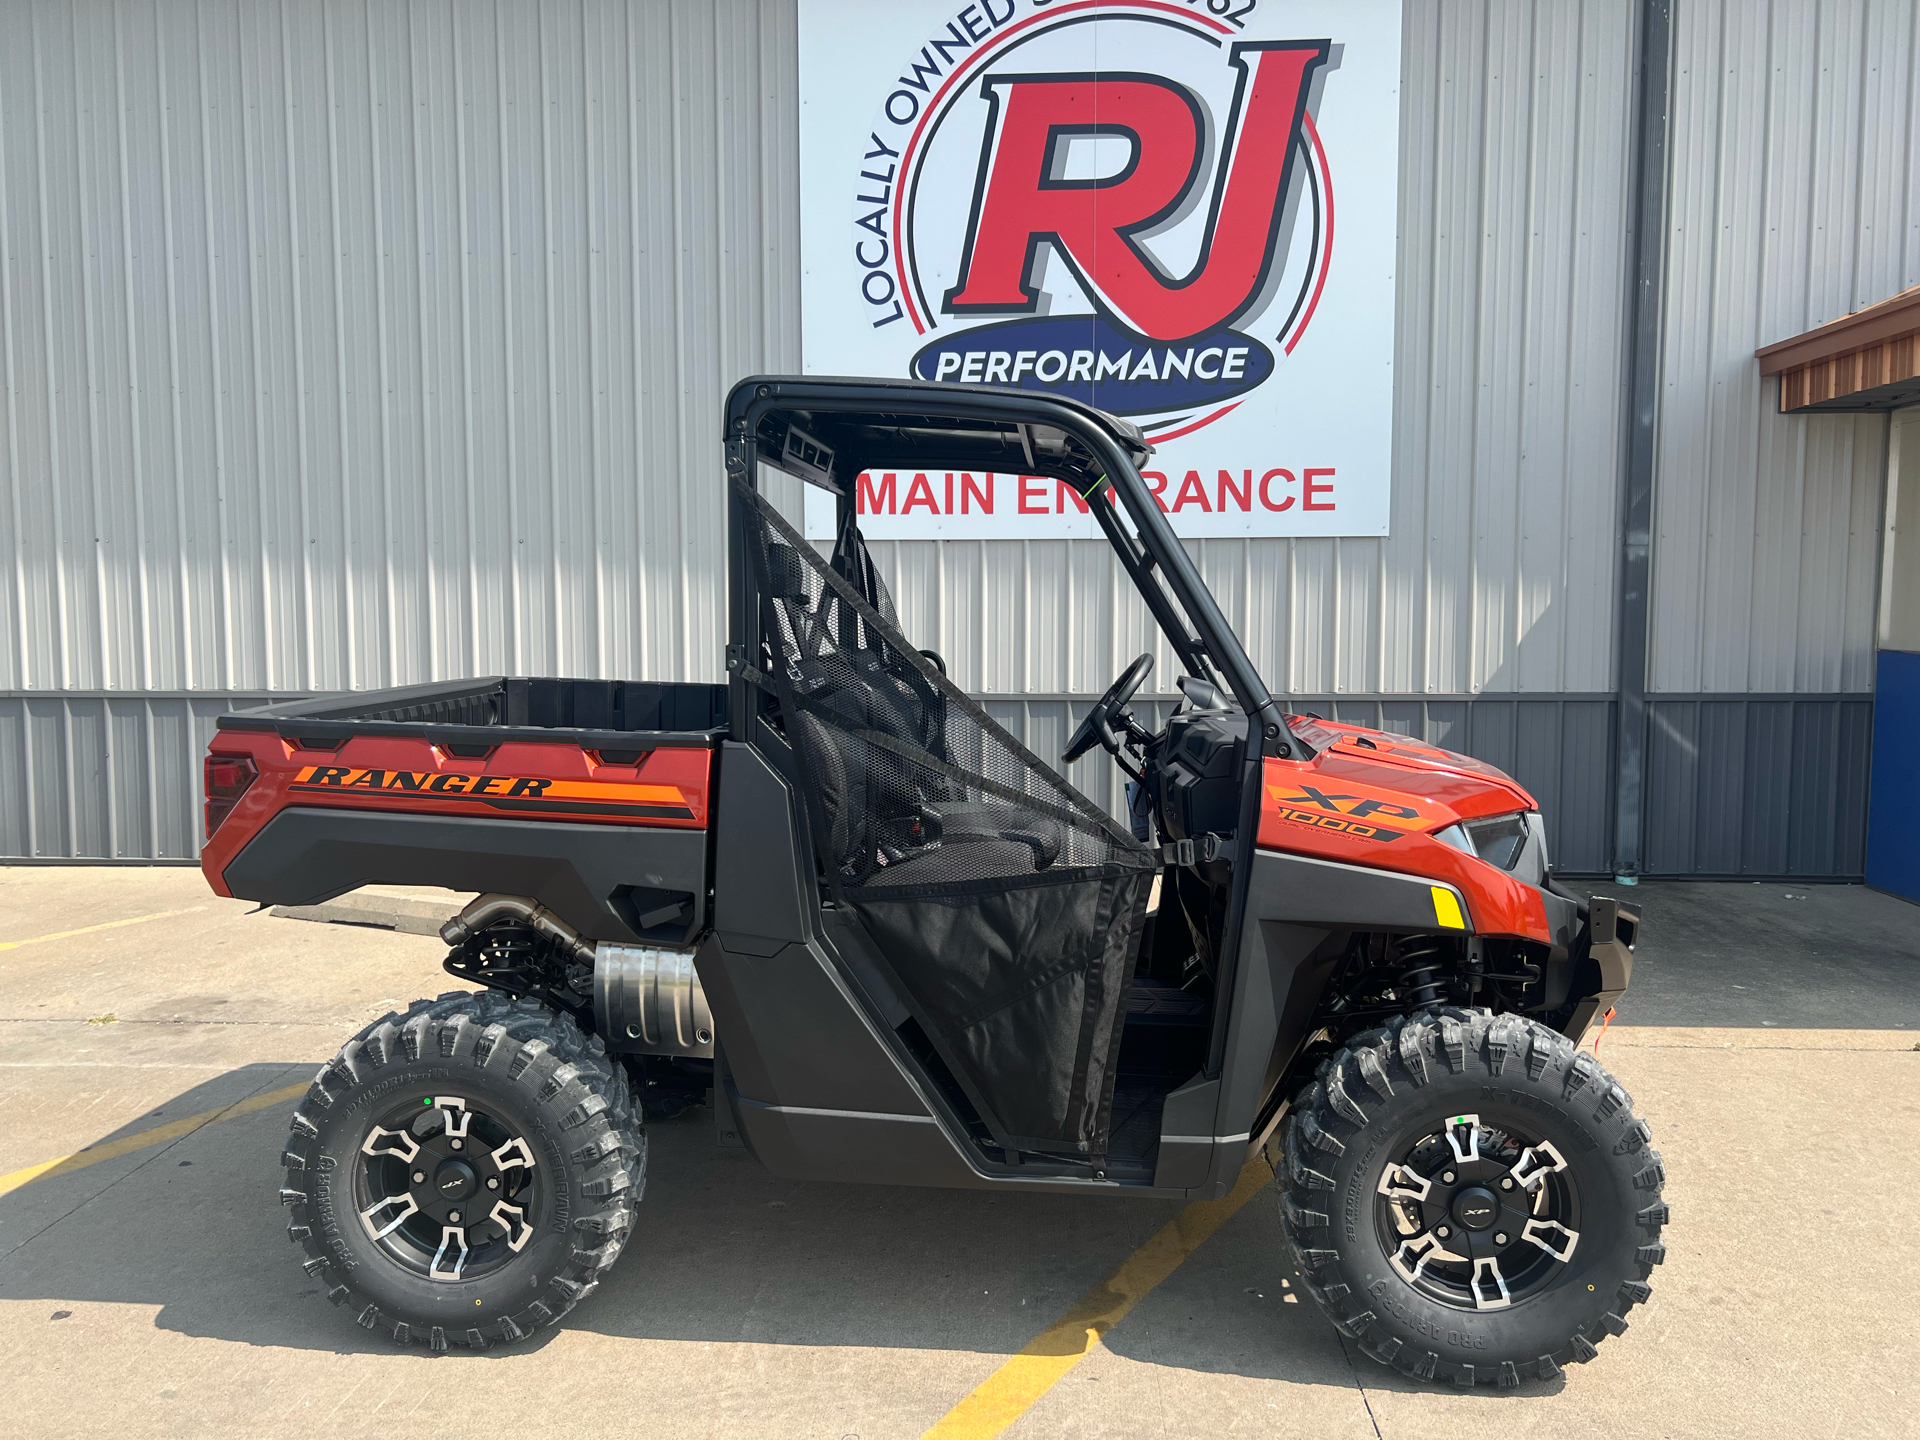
1757 285 1920 413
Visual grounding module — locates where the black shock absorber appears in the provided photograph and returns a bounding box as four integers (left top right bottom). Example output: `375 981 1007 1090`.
1392 935 1448 1008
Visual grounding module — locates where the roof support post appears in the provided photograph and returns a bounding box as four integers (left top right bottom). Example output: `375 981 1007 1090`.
1611 0 1674 882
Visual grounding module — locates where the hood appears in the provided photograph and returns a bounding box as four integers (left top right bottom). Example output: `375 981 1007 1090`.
1284 714 1537 824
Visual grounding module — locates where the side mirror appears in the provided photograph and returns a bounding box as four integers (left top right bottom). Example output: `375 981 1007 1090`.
1177 675 1229 711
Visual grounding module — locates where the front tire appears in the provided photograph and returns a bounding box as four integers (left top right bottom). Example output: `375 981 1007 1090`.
279 991 644 1350
1279 1008 1667 1387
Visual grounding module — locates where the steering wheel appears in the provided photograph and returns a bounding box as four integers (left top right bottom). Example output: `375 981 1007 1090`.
1063 653 1153 764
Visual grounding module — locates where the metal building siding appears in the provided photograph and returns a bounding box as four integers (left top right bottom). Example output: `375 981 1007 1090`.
0 0 1640 705
1650 0 1915 695
0 0 799 696
0 1 1882 877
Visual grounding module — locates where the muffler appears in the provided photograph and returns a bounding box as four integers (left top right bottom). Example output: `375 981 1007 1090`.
593 944 715 1058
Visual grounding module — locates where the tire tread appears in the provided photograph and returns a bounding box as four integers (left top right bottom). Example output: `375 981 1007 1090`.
278 990 643 1352
1278 1007 1667 1388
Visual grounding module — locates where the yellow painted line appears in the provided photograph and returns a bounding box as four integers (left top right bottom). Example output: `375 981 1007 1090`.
0 1080 308 1199
0 906 203 953
923 1156 1274 1439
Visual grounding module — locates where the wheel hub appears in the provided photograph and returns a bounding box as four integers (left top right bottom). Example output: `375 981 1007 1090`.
1450 1185 1499 1230
1375 1113 1582 1312
432 1158 478 1202
353 1095 540 1282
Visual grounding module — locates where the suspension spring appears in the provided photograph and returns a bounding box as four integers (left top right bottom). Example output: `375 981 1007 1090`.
1391 935 1448 1007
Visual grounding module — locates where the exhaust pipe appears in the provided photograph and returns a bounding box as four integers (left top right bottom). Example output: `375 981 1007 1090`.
439 894 595 961
440 895 713 1058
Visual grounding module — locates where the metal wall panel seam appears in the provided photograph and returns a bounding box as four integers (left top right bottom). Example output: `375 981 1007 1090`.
1575 0 1638 693
321 2 356 689
582 0 606 684
190 0 235 690
489 0 520 675
154 1 194 692
450 0 482 680
274 0 315 692
405 1 438 683
0 13 28 691
60 688 76 849
1469 0 1529 698
1519 1 1571 694
363 0 398 687
233 2 271 691
69 3 111 695
19 692 36 855
622 0 649 680
669 0 691 682
30 4 72 690
1384 3 1434 697
535 2 558 676
143 693 159 859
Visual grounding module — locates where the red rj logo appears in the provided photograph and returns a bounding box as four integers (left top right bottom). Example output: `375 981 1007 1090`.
944 40 1329 343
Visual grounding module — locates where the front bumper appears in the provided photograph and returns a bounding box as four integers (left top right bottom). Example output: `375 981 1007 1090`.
1567 896 1638 1043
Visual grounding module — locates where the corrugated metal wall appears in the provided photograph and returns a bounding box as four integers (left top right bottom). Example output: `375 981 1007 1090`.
0 689 286 859
1651 0 1916 694
0 0 1641 704
1644 693 1874 873
0 0 1897 875
0 0 796 694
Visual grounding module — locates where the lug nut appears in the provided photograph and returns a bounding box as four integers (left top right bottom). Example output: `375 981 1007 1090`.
1436 1226 1450 1239
487 1177 499 1190
1442 1172 1456 1184
413 1171 426 1184
449 1210 460 1223
1500 1177 1513 1190
1494 1232 1509 1245
450 1139 463 1151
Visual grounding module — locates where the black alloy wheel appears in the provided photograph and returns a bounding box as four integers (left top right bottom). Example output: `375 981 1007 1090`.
1279 1007 1668 1387
281 990 644 1351
1374 1113 1582 1313
354 1093 542 1283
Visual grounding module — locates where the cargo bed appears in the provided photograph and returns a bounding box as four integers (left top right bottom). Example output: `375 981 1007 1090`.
218 676 729 754
202 677 729 947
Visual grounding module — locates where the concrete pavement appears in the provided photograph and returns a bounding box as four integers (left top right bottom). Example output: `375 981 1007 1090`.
0 867 1915 1439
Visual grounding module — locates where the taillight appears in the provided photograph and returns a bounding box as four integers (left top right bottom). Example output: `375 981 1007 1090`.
204 753 259 839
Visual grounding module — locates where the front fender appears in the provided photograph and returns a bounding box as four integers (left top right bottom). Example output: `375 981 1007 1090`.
1175 850 1475 1188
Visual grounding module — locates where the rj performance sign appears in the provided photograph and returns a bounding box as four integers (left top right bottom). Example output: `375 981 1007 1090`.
799 0 1401 540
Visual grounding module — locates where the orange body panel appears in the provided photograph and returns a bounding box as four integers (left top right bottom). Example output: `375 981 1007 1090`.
200 730 713 897
1259 718 1553 943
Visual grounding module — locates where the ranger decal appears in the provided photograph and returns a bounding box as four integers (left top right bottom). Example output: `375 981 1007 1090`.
289 766 695 821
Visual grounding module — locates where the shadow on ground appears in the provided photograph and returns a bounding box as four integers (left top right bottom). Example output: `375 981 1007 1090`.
0 1064 1380 1388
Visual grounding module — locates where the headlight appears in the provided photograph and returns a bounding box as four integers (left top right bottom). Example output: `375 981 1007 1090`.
1433 811 1535 872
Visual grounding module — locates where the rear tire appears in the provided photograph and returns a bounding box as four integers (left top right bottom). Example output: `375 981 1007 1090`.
279 990 643 1350
1279 1007 1666 1387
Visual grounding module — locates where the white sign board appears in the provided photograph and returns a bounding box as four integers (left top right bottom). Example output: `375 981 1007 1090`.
799 0 1401 540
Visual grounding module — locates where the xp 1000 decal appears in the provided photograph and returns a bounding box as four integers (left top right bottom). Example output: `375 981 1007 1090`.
799 0 1402 539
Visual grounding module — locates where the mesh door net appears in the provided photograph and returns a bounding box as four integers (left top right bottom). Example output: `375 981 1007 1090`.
738 481 1157 1157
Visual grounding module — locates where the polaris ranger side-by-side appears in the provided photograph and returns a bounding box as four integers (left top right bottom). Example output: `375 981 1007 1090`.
202 378 1663 1386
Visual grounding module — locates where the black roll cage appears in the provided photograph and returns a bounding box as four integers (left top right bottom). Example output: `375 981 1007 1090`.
721 375 1303 762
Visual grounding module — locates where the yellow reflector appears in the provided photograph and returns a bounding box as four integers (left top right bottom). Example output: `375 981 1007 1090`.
1431 886 1466 930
